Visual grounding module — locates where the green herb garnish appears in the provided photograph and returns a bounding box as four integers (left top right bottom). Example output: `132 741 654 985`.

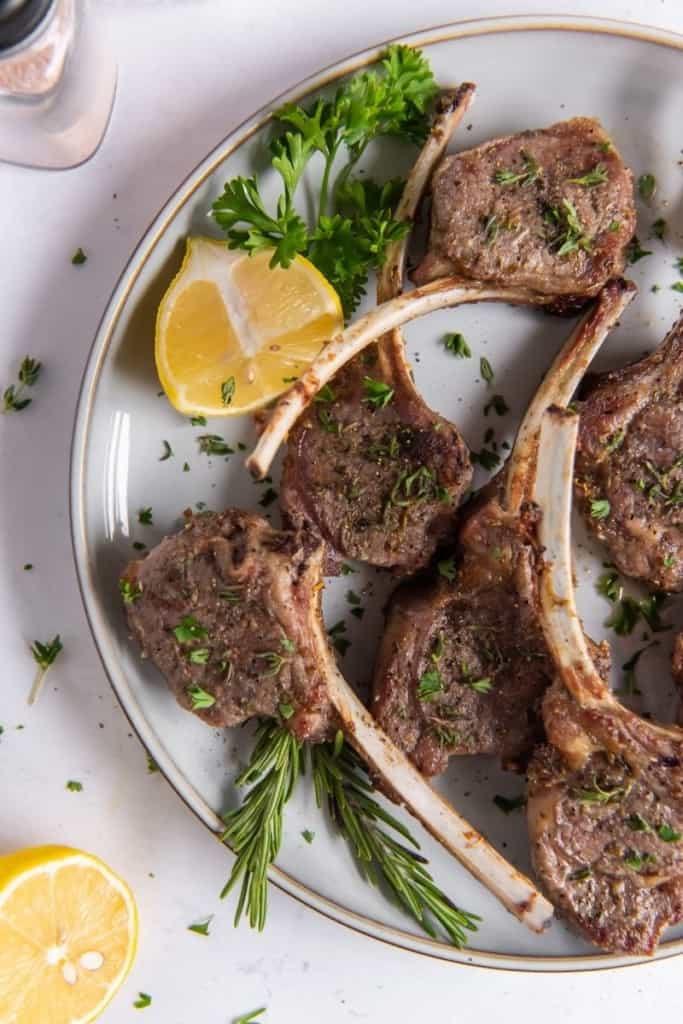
119 579 142 604
590 498 610 519
627 237 652 264
637 173 656 200
187 684 215 707
133 993 152 1009
311 739 480 946
138 507 153 525
2 356 42 413
494 151 540 187
363 376 394 409
567 162 608 187
443 332 471 358
66 780 83 792
658 824 682 843
484 394 508 417
71 247 87 265
159 440 173 461
221 377 236 406
173 615 209 645
211 45 436 318
197 434 234 456
437 558 457 582
188 916 213 936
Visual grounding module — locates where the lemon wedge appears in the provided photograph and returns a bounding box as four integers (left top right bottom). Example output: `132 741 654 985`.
0 845 138 1024
155 237 343 416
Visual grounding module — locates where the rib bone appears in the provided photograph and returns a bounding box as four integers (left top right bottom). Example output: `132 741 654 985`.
247 278 553 478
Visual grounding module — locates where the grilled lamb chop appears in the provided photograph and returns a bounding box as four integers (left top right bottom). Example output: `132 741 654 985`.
247 121 634 480
121 508 552 932
122 509 335 741
413 117 635 308
279 87 476 573
372 280 635 775
574 312 683 592
529 407 683 954
673 632 683 725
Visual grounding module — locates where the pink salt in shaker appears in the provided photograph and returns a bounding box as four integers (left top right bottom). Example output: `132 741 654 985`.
0 0 116 168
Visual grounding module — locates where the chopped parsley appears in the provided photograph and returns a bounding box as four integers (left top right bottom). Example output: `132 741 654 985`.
568 866 592 882
278 703 295 720
187 684 215 708
626 237 652 264
494 151 540 187
658 824 682 843
672 282 683 294
637 173 656 200
66 780 83 792
443 332 471 358
221 377 236 406
187 916 213 936
652 218 667 240
190 414 207 426
301 829 315 843
138 507 153 525
484 394 508 417
317 407 339 434
313 384 336 403
567 162 608 187
623 850 656 870
159 440 173 461
546 199 592 257
23 563 33 571
480 357 494 384
607 595 641 636
417 667 444 701
197 434 234 456
590 498 610 519
328 620 350 656
119 579 142 604
363 376 394 409
2 356 42 413
134 993 152 1009
146 753 160 773
346 589 361 605
71 247 87 265
471 447 501 472
258 487 278 508
437 558 457 582
626 812 651 833
573 779 628 804
173 615 209 645
340 563 357 575
188 649 211 665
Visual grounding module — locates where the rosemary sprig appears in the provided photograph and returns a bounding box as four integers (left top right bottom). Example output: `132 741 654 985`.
219 721 304 930
310 737 480 946
219 724 479 945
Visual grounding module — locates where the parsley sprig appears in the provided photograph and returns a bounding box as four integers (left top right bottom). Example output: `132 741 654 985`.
211 45 437 317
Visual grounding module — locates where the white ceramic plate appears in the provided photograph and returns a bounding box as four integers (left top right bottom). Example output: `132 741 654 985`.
71 15 683 971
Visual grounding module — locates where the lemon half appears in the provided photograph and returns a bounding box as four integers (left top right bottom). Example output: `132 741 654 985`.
155 237 343 416
0 845 138 1024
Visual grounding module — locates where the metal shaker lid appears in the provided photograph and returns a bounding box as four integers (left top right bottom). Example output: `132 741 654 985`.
0 0 54 51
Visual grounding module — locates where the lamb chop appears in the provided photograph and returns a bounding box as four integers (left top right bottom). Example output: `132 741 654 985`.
279 86 476 573
528 407 683 955
413 116 635 310
247 118 635 480
574 312 683 592
121 508 553 932
372 280 635 775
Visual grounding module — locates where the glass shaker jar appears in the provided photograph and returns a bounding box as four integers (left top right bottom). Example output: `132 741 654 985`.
0 0 117 169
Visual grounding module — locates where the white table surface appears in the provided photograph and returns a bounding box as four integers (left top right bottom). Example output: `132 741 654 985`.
2 1 682 1020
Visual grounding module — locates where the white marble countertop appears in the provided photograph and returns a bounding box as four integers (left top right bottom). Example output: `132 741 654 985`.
2 1 682 1020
